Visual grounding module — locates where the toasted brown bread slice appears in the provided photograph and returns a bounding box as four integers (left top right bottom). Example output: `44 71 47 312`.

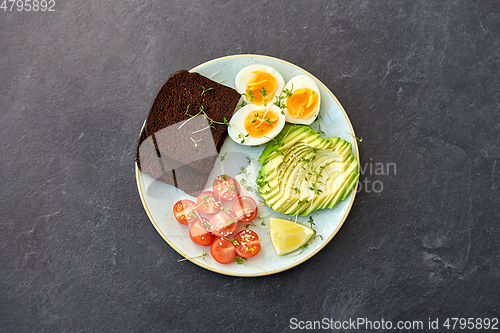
137 70 240 196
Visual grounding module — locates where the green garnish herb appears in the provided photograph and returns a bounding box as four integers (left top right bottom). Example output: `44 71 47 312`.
264 116 275 127
238 166 250 177
237 99 248 108
282 88 292 98
308 183 323 195
225 237 239 246
201 195 211 204
296 243 309 255
273 87 293 111
184 105 231 129
234 256 247 265
178 250 206 262
221 205 231 214
259 87 268 105
190 137 202 149
248 90 256 102
237 133 249 144
300 156 316 163
308 216 315 228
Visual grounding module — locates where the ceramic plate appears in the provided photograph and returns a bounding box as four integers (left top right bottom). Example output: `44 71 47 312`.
135 54 359 276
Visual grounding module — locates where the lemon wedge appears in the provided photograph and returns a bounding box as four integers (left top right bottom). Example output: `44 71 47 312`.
269 217 314 255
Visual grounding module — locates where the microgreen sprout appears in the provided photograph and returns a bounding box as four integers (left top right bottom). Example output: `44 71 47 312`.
190 137 202 148
237 133 249 144
247 90 256 102
296 243 309 256
297 199 309 205
343 131 363 142
225 237 239 246
308 216 315 229
308 183 323 195
184 104 231 129
314 113 326 136
201 195 212 204
259 87 268 105
273 87 293 111
233 256 247 265
200 86 214 96
238 166 250 177
221 204 231 215
300 156 316 163
237 99 248 108
201 219 211 229
178 250 206 262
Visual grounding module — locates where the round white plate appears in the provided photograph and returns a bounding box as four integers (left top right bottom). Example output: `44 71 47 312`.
135 54 359 276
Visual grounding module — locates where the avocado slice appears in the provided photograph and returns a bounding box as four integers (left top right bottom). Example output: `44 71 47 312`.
258 124 359 216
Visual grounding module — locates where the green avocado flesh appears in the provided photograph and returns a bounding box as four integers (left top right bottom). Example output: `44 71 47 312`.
257 124 360 216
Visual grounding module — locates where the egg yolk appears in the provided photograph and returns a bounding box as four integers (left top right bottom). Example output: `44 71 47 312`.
244 109 279 138
286 88 319 119
245 71 278 106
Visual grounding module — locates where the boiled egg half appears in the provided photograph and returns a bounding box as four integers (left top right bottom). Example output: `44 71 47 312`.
228 104 285 146
235 65 285 106
282 75 321 125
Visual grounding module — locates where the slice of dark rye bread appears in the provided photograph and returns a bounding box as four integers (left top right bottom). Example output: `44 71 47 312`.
136 70 241 196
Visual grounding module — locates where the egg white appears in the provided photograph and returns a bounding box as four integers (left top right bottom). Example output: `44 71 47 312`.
282 75 321 125
235 65 285 106
228 104 285 146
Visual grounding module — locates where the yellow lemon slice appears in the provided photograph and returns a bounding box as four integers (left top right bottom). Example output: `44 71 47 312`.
269 217 314 255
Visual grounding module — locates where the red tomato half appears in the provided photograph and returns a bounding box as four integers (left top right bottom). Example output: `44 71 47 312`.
211 237 236 264
213 174 241 202
232 196 258 223
173 200 199 225
208 210 238 237
196 191 221 215
189 218 214 246
234 230 261 258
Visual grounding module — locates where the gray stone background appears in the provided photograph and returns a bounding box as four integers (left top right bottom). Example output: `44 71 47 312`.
2 1 499 332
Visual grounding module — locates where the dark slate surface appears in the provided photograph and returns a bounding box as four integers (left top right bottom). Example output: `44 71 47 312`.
2 1 499 332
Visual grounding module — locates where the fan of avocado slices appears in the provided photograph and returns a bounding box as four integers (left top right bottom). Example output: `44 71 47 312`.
257 124 360 216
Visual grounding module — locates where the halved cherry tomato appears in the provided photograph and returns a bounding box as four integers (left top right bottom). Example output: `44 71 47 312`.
211 237 236 264
173 200 199 225
189 218 214 246
232 196 258 223
234 229 261 258
207 210 238 237
213 174 241 202
196 191 221 215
